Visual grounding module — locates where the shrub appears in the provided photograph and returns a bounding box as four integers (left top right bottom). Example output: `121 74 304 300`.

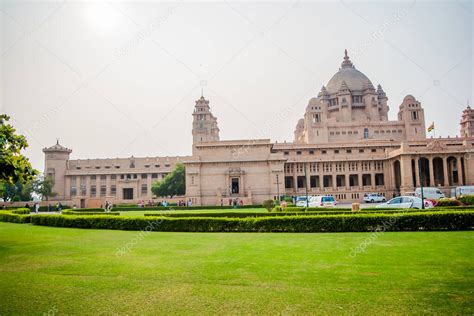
458 195 474 205
29 210 474 232
11 208 30 214
66 208 105 212
262 200 275 211
0 211 31 223
435 198 462 207
114 205 263 212
62 210 119 216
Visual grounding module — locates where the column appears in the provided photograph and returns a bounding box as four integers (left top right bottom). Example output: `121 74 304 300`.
293 165 297 194
428 157 435 187
147 174 152 199
414 157 420 188
458 156 464 185
305 163 311 192
106 175 111 197
399 156 412 193
443 157 449 187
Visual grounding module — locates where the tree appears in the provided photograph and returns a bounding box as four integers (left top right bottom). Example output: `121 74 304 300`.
151 163 185 197
33 175 57 201
1 180 34 201
0 114 38 184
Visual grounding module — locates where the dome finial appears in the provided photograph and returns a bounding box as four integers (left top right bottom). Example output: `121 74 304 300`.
341 49 353 69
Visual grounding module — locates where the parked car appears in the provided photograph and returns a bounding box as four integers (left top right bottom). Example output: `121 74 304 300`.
414 187 445 200
376 196 434 209
363 193 386 203
295 196 310 207
454 186 474 198
296 195 337 207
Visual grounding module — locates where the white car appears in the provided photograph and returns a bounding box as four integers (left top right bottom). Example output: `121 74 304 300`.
415 187 445 200
363 193 386 203
376 196 434 209
296 195 337 207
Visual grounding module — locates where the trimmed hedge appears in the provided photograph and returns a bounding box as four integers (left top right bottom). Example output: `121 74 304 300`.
114 205 264 212
0 211 31 223
435 198 462 207
458 195 474 205
28 211 474 232
144 207 474 218
11 208 31 214
66 208 105 213
62 210 119 216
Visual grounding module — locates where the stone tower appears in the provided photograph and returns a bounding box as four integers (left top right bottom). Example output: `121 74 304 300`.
397 95 426 140
460 102 474 138
43 140 72 200
192 95 219 152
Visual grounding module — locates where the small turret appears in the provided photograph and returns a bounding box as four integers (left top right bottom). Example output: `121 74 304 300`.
43 140 72 200
192 94 220 153
460 101 474 138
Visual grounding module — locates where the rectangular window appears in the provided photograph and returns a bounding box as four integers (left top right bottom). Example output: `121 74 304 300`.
141 184 148 195
100 185 106 197
284 176 294 189
141 174 147 179
90 185 96 197
297 176 306 188
310 176 319 188
100 175 106 180
70 186 77 197
91 175 96 180
375 173 385 186
111 175 116 180
111 185 116 196
152 173 158 179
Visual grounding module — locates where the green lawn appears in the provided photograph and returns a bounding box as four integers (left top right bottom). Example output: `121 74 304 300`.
0 223 472 314
119 207 267 217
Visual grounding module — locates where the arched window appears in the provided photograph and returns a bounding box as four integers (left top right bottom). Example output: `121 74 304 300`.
364 128 369 139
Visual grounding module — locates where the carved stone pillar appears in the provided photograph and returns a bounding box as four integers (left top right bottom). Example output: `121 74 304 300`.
429 157 435 187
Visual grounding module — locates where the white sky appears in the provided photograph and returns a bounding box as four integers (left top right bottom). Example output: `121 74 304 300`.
1 0 472 173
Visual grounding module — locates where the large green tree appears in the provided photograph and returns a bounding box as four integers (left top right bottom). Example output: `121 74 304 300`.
151 163 185 197
0 114 37 184
1 180 34 202
32 175 57 201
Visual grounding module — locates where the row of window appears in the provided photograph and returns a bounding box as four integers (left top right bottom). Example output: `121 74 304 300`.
284 173 385 189
284 161 384 173
70 173 168 182
75 163 171 170
70 184 149 197
284 148 377 156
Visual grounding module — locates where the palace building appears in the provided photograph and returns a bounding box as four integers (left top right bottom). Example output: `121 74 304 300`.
44 51 474 207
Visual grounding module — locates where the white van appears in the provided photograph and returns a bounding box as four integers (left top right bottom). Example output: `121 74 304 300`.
454 186 474 197
415 187 445 200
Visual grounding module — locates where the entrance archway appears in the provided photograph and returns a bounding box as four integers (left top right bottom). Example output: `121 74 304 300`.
418 158 430 187
432 157 444 186
394 160 401 189
447 156 458 186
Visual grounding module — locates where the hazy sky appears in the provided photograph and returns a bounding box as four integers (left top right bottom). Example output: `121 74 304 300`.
1 0 472 173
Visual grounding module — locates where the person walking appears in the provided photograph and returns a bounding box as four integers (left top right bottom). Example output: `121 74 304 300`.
34 203 39 214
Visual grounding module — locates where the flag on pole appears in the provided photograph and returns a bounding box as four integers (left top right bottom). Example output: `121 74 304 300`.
427 122 435 132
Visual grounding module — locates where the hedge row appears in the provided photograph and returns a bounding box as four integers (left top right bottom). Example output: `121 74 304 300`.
11 208 31 215
28 211 474 232
0 211 31 223
62 210 120 216
66 208 106 213
114 205 263 212
144 207 474 218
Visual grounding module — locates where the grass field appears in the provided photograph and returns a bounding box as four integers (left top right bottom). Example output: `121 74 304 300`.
0 222 472 315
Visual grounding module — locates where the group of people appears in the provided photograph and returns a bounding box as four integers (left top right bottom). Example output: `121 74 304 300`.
220 198 244 207
137 200 171 207
24 202 63 214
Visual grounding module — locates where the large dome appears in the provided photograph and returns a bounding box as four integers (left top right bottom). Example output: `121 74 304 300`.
326 50 373 94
